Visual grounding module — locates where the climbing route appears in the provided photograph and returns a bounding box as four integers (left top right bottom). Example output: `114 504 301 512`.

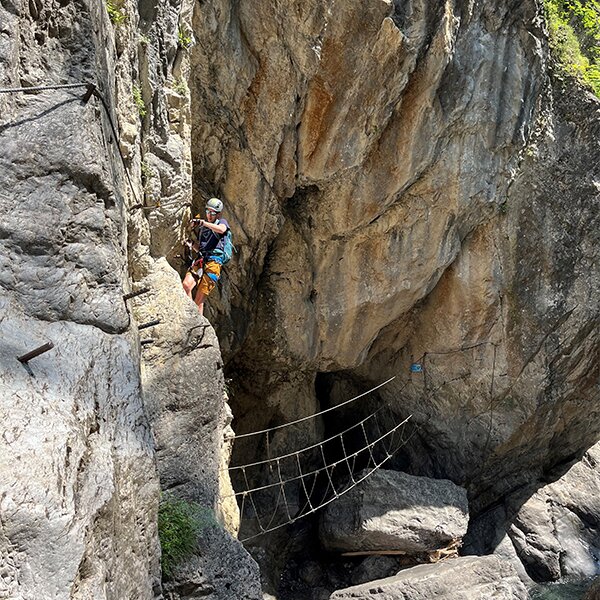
0 81 185 213
1 84 165 339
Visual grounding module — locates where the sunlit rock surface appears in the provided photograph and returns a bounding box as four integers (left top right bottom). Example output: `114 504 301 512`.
509 442 600 582
0 0 598 598
129 259 261 599
0 0 257 598
329 555 529 600
319 469 468 554
0 1 162 597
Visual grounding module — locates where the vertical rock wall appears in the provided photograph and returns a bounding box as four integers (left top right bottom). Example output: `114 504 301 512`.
128 260 261 600
0 0 598 597
186 0 598 486
182 0 598 592
0 1 161 598
0 0 260 598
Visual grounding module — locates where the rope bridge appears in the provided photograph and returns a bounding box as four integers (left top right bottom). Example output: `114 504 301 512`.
225 341 500 542
225 378 416 542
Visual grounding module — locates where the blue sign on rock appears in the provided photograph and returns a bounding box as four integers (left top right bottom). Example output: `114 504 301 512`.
410 363 423 373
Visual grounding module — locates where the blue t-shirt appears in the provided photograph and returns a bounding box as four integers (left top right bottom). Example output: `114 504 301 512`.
198 218 229 257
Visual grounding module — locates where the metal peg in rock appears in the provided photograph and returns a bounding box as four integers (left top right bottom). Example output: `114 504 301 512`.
17 342 54 363
123 287 150 301
138 319 160 331
81 83 96 103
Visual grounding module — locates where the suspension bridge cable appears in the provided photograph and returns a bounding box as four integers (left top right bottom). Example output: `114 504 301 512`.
228 401 395 472
238 416 414 543
230 342 499 542
225 413 411 498
233 375 397 440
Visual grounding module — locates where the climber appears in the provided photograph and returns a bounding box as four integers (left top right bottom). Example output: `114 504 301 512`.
182 197 230 316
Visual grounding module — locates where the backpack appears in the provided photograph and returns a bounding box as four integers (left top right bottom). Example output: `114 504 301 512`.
219 228 234 264
210 222 234 265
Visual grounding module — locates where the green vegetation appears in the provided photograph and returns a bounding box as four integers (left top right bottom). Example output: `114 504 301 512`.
158 496 218 578
140 160 153 187
178 26 193 49
106 0 127 25
132 85 147 118
172 77 188 96
543 0 600 96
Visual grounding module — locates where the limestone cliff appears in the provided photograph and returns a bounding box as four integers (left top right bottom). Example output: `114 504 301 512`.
0 0 599 599
0 2 161 598
0 0 258 598
185 0 599 594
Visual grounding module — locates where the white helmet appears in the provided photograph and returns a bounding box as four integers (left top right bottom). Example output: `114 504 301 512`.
206 197 224 213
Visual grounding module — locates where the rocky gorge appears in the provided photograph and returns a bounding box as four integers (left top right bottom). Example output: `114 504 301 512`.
0 0 599 599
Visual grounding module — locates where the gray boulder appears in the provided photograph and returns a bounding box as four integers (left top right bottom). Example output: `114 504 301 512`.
493 533 535 587
329 555 530 600
509 442 600 581
351 556 404 586
319 469 468 554
585 577 600 600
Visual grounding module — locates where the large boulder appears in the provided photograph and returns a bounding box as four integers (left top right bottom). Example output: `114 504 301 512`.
329 555 530 600
509 442 600 581
319 469 468 554
585 578 600 600
492 533 534 587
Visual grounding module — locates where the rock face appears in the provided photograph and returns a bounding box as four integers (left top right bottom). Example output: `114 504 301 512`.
0 0 259 598
192 0 543 369
182 0 598 593
319 469 468 554
508 442 600 582
1 0 599 598
0 1 161 597
130 259 261 600
188 0 599 525
0 297 160 600
329 555 530 600
0 10 128 335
